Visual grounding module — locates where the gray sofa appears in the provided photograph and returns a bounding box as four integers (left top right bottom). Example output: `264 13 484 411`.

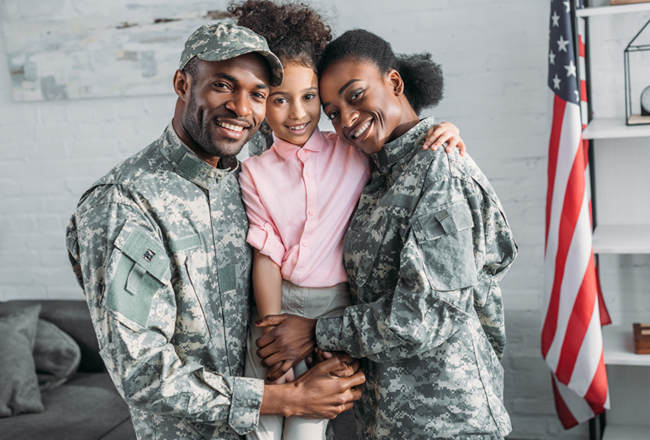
0 300 136 440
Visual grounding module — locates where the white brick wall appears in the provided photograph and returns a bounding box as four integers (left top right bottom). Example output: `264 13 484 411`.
0 1 603 438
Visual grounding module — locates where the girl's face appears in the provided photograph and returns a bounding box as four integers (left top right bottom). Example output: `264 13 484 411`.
320 59 405 155
265 63 321 147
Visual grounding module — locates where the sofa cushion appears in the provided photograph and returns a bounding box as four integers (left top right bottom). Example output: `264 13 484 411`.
0 300 105 372
0 305 45 417
34 319 81 391
0 373 134 440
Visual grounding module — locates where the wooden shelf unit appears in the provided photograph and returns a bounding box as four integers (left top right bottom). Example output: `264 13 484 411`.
577 3 650 17
583 117 650 139
592 225 650 254
602 325 650 366
602 425 649 440
577 3 650 439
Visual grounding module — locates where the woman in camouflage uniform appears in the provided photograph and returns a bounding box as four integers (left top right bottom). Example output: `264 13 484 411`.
317 30 518 439
258 29 518 440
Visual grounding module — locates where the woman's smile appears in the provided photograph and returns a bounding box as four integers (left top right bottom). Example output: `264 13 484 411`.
320 59 407 155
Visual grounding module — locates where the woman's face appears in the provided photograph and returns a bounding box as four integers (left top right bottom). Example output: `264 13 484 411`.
320 59 405 155
265 63 321 147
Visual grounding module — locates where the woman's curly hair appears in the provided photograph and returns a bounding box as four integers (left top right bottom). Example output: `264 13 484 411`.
228 0 332 69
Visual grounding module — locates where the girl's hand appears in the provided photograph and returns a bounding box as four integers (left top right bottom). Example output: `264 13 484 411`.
422 121 466 156
255 313 317 381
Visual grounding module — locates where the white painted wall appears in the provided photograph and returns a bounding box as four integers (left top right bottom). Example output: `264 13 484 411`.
4 0 646 438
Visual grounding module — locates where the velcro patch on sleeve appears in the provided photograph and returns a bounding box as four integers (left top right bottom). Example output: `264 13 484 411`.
106 224 171 328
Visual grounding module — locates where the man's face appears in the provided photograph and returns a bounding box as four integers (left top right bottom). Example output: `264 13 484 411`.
181 53 271 159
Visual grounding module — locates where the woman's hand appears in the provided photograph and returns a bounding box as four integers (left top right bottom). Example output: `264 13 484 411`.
422 121 466 155
307 349 358 378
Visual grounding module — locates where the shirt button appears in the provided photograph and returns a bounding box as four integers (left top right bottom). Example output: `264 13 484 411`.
309 209 316 216
302 240 309 247
292 277 300 283
305 171 311 178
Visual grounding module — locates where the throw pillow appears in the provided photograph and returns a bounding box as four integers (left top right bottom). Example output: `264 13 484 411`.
0 304 45 417
34 319 82 391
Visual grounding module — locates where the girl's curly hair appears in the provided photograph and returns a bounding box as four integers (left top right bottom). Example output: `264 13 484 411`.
228 0 332 69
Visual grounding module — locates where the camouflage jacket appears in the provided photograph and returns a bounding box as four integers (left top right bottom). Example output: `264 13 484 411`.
66 123 261 440
315 117 517 439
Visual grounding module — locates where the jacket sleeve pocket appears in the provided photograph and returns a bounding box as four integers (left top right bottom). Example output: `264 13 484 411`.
411 201 478 291
105 223 171 329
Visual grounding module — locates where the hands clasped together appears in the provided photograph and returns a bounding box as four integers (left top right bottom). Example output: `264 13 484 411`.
256 313 363 419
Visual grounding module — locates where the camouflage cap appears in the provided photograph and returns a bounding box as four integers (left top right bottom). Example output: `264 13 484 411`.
179 22 283 87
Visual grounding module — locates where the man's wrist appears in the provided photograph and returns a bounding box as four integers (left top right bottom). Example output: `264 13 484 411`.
260 383 295 418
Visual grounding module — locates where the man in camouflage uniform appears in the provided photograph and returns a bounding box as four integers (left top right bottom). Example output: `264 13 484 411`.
257 117 517 439
66 23 363 440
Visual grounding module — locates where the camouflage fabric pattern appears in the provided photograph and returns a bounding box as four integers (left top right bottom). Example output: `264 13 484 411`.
315 117 517 439
66 123 262 440
246 121 273 157
179 22 283 87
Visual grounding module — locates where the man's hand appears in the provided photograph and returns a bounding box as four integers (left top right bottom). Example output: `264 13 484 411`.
260 357 365 419
422 121 466 155
255 314 317 381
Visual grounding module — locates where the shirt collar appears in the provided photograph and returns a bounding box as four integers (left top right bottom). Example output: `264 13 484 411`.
160 121 239 190
371 117 435 173
272 127 325 160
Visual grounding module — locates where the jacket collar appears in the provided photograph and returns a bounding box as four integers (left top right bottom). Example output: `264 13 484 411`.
371 117 435 174
160 122 239 190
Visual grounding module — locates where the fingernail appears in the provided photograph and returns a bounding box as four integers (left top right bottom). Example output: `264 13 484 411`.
255 320 262 325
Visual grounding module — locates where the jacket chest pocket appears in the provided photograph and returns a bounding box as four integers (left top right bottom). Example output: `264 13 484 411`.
411 201 478 291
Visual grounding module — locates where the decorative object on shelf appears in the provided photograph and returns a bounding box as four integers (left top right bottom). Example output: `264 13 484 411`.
642 86 650 115
624 18 650 125
633 323 650 354
611 0 650 5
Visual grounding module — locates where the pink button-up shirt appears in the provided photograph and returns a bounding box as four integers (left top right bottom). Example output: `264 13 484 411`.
239 128 370 287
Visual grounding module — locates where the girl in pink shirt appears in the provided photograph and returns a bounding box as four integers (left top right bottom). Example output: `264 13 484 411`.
230 2 465 439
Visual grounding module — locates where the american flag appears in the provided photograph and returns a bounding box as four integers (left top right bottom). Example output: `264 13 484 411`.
542 0 611 429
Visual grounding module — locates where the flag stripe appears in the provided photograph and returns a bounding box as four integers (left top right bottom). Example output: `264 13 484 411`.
545 96 567 251
542 100 582 330
569 291 603 400
542 102 585 358
583 350 609 414
552 376 580 429
548 172 594 372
